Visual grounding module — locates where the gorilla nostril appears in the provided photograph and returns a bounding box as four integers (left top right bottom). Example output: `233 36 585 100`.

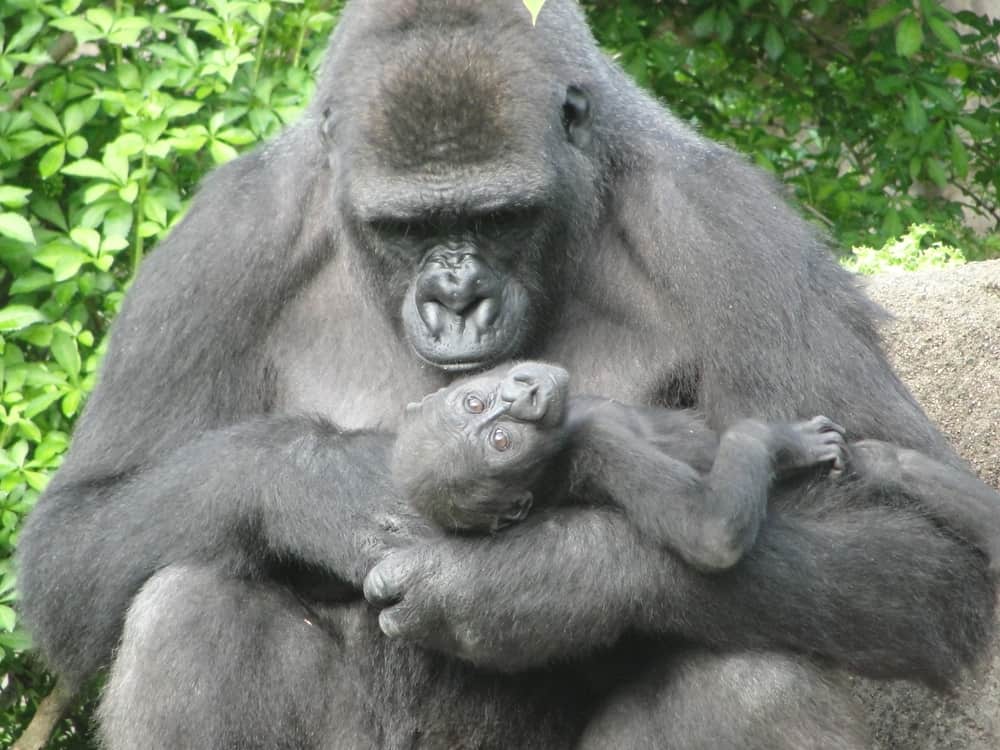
471 297 500 330
419 302 445 337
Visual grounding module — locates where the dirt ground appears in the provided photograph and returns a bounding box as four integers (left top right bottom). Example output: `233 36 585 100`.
854 259 1000 750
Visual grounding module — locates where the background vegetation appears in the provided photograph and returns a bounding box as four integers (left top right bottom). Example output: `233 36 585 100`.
0 0 996 745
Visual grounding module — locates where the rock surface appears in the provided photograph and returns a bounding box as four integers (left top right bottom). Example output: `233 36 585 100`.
854 259 1000 749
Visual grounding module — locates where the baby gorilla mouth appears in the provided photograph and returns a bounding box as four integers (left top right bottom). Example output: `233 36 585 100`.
499 363 569 428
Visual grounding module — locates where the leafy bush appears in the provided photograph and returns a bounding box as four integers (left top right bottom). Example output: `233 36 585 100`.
844 223 967 274
583 0 1000 257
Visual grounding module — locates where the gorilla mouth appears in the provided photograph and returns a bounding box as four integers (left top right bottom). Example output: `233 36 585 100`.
412 351 487 372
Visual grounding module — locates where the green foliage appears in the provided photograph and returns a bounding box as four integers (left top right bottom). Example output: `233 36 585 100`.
844 223 966 274
583 0 1000 258
0 0 340 744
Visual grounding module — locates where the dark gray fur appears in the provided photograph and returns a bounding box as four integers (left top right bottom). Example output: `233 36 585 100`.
15 1 999 748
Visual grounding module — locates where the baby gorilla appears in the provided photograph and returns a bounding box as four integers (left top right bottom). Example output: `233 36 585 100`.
395 362 1000 574
394 362 847 571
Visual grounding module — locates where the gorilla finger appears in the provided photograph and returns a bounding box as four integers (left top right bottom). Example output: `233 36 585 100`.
364 556 416 607
810 415 845 435
378 600 432 641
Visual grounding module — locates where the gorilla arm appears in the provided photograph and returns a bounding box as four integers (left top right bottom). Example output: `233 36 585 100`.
15 123 418 689
364 496 993 689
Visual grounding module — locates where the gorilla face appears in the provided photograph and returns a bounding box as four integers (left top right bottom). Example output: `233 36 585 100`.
332 24 596 372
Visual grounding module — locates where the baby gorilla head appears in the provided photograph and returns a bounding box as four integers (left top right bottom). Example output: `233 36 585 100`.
393 362 571 532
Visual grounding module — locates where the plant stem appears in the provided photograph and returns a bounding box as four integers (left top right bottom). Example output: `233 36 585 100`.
133 153 148 278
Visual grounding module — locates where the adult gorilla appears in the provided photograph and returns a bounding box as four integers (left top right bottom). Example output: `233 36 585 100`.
17 1 995 748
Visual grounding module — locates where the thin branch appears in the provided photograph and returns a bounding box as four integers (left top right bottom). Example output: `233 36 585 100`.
11 681 77 750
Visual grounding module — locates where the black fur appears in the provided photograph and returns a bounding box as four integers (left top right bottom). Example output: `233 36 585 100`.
16 2 998 748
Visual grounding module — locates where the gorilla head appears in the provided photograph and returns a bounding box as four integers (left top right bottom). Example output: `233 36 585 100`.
315 1 602 371
394 362 571 531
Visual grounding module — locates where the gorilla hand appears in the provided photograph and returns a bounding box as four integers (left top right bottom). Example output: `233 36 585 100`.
363 508 641 671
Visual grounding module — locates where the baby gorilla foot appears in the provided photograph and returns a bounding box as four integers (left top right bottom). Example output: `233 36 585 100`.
784 416 847 477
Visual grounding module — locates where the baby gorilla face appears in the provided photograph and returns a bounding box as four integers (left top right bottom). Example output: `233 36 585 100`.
395 362 571 532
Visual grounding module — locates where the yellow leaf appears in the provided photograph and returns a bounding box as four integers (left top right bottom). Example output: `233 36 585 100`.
523 0 546 25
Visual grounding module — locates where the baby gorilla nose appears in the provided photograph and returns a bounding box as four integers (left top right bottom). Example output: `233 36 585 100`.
500 363 570 427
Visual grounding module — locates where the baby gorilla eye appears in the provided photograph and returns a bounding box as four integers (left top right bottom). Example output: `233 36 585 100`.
464 394 486 414
490 426 512 452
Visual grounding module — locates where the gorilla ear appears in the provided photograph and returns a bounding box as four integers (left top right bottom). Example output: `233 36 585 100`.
562 85 592 149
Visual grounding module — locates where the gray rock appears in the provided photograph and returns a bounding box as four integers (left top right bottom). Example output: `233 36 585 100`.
855 259 1000 749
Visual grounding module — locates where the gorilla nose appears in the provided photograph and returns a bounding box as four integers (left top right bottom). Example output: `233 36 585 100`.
416 250 502 334
500 364 570 425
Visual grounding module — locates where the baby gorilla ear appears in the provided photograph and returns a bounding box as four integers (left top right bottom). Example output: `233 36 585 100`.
496 491 533 530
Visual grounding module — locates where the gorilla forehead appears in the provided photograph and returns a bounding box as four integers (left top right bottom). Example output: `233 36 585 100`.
359 30 556 175
366 39 542 170
344 32 565 217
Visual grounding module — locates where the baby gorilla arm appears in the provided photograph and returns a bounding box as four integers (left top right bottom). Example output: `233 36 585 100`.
569 408 846 571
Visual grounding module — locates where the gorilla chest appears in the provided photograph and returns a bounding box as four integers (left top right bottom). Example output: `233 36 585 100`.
267 261 674 428
268 304 445 430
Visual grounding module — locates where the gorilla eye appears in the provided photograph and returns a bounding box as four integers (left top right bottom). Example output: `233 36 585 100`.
490 427 512 452
464 394 486 414
369 219 415 239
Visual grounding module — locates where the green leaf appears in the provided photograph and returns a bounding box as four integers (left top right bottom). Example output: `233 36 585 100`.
924 157 947 188
70 227 101 255
35 241 89 281
7 12 44 52
0 605 15 632
764 24 785 60
103 149 130 184
48 16 103 44
9 270 53 295
62 103 88 135
85 6 114 33
61 389 82 418
165 100 203 119
957 116 990 139
522 0 545 25
0 213 35 244
927 17 961 52
66 135 89 158
693 8 717 38
864 2 905 29
23 101 64 136
117 62 141 90
903 89 927 133
210 140 238 165
62 158 116 181
895 14 924 58
0 305 46 332
31 197 67 231
119 182 139 204
112 133 145 157
51 329 82 380
39 144 66 179
0 187 31 208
